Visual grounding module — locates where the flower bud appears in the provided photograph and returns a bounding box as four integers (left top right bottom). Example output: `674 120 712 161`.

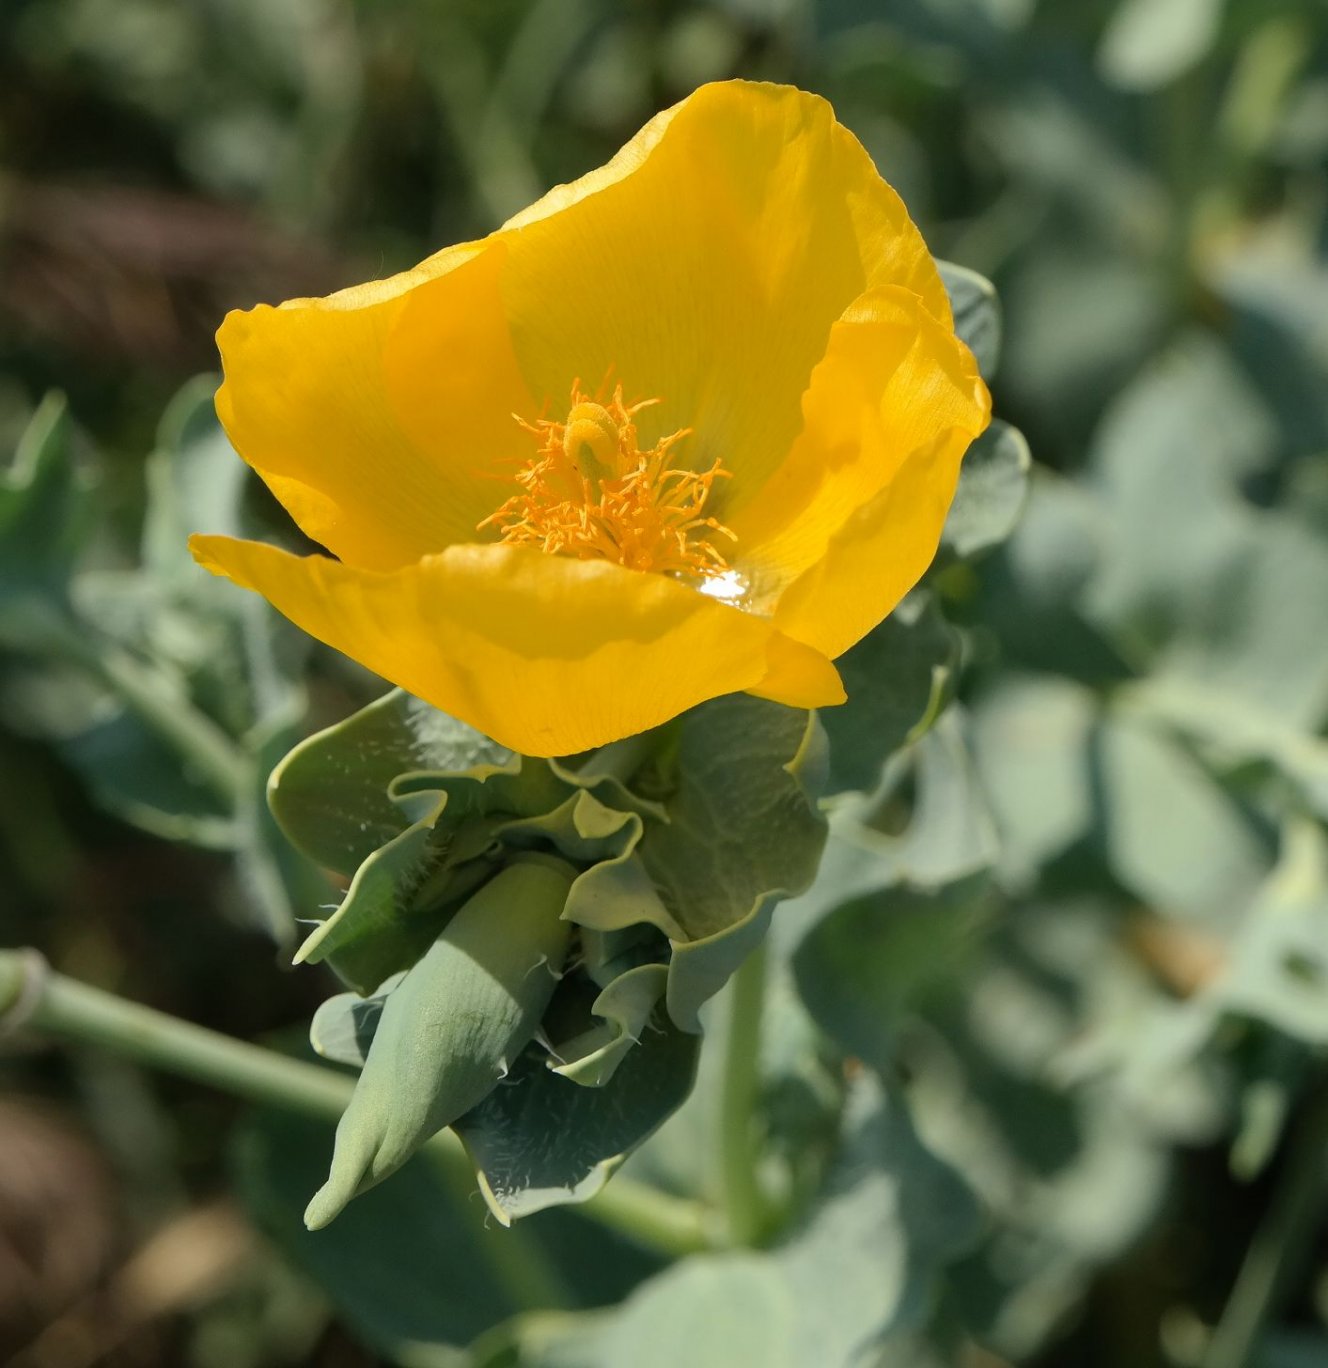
304 856 574 1229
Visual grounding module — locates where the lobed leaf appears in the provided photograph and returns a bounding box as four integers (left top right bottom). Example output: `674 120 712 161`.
269 688 515 877
455 1004 699 1224
633 697 829 1031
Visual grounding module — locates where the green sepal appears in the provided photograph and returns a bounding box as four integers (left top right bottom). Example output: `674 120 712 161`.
305 858 575 1230
390 751 570 827
562 846 682 943
580 924 668 990
549 733 671 823
277 691 590 991
280 687 829 1028
558 698 829 1034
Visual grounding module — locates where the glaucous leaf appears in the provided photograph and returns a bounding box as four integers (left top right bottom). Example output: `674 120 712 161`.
1095 713 1272 926
970 675 1097 888
456 1004 700 1223
794 875 991 1071
591 1255 791 1368
141 376 249 584
57 704 238 848
234 704 325 949
1081 335 1328 730
634 697 829 1031
937 259 1002 378
1190 819 1328 1046
1124 673 1328 822
940 420 1032 562
506 1075 977 1367
850 709 1000 890
775 1074 980 1361
268 689 513 877
819 592 956 798
235 1105 663 1367
310 979 400 1070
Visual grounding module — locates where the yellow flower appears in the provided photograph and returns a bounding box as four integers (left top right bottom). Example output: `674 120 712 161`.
190 81 990 757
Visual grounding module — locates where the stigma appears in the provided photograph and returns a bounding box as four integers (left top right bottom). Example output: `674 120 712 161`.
479 381 734 579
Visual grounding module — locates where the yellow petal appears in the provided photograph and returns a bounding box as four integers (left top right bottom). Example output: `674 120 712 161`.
188 536 844 757
494 81 950 499
728 286 989 643
215 241 533 571
773 417 985 661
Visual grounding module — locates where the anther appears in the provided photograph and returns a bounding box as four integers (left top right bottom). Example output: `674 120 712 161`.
479 381 734 581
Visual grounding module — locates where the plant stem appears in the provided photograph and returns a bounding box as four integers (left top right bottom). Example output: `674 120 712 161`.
1203 1073 1328 1368
88 642 249 805
45 608 248 808
427 1149 575 1312
3 950 353 1117
716 941 769 1246
0 949 710 1260
582 1165 715 1256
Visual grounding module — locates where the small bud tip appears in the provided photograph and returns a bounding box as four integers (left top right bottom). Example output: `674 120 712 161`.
303 1180 350 1231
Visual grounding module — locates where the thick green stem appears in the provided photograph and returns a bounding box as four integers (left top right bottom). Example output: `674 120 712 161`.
716 942 769 1246
1203 1074 1328 1368
583 1165 714 1256
0 949 710 1261
3 951 353 1117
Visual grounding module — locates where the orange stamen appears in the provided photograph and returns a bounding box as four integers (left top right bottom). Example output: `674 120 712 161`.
479 381 734 579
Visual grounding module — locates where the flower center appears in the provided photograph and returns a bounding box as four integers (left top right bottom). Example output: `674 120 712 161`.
479 382 734 578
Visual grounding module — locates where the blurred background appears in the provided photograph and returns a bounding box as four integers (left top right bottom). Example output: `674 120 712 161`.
2 1 1328 1365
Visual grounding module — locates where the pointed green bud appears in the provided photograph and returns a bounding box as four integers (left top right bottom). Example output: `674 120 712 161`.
305 856 574 1229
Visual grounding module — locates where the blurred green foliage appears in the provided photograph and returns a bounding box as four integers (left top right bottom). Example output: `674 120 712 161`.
3 1 1328 1366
